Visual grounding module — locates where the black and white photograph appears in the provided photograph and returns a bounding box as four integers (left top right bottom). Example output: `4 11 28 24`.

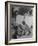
5 1 37 45
10 4 33 39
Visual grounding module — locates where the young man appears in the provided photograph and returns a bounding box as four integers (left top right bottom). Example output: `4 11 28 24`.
11 7 33 39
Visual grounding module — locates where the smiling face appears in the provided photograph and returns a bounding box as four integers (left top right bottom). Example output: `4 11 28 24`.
16 10 33 28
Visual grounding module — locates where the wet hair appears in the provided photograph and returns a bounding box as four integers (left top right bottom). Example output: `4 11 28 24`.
18 7 30 15
12 7 32 17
